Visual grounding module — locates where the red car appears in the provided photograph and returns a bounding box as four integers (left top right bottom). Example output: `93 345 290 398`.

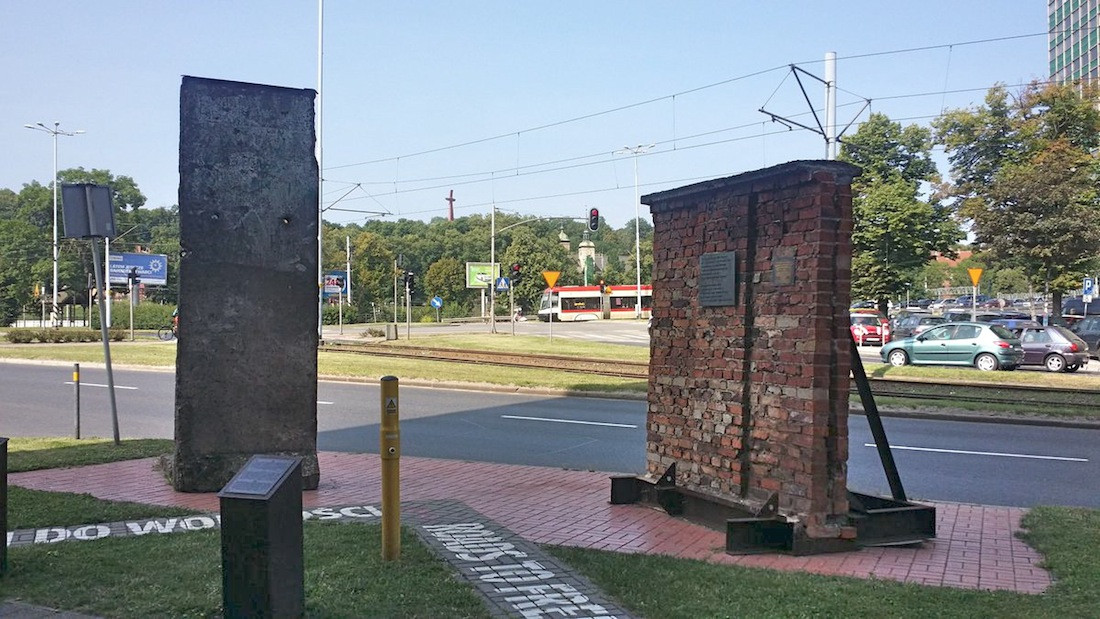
850 311 891 346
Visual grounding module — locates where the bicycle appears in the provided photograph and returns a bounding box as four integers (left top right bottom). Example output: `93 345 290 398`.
157 325 177 341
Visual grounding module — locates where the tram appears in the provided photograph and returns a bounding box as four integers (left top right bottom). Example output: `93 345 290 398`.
537 284 653 321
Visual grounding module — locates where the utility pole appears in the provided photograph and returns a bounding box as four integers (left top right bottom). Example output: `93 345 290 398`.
616 145 654 319
825 51 837 160
24 121 84 326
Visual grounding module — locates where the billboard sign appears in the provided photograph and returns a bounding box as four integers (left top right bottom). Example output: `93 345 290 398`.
108 252 169 286
465 262 500 289
323 271 347 298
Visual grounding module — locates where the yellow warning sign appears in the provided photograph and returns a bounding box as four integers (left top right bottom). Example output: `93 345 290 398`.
542 271 561 288
385 397 398 413
968 268 983 286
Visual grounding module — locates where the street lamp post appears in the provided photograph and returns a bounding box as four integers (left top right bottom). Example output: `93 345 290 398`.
616 145 654 319
25 121 84 326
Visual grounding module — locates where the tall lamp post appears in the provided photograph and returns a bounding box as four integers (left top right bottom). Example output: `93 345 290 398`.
615 144 654 319
25 121 84 326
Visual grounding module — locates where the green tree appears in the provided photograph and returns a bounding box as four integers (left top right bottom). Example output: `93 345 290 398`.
57 168 146 211
840 113 961 312
501 227 578 313
423 256 470 314
935 82 1100 315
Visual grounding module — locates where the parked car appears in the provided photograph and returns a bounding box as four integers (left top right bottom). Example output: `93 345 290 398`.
850 300 877 310
990 318 1042 333
879 322 1024 371
941 310 1004 323
1061 297 1100 316
892 314 946 340
1070 315 1100 359
1016 325 1088 372
850 310 891 346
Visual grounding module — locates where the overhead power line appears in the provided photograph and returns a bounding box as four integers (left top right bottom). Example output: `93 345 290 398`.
325 31 1050 173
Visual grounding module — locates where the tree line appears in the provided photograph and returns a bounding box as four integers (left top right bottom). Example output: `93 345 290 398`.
3 81 1098 326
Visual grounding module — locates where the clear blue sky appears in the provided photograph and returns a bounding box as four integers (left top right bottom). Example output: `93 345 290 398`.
2 1 1048 228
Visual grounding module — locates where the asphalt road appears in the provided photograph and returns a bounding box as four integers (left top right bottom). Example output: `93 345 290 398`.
3 361 1098 508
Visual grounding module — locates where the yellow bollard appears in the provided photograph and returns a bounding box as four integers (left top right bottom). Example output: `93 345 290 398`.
380 375 401 560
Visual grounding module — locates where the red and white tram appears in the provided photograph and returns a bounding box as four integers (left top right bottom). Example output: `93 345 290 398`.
537 284 653 321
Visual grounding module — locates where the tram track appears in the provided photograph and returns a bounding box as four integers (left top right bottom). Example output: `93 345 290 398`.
319 342 1100 413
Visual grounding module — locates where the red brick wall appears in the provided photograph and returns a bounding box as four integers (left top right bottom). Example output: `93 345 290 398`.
644 161 859 533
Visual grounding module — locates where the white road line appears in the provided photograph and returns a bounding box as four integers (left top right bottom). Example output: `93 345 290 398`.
501 415 637 428
318 401 334 405
64 381 138 390
864 443 1088 462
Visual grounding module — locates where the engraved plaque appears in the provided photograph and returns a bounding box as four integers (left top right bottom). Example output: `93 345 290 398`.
699 251 738 307
219 455 301 499
772 256 796 286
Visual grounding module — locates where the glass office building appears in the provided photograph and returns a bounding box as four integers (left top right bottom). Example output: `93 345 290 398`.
1050 0 1100 82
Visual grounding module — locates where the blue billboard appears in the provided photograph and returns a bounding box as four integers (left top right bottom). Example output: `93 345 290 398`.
323 270 348 299
108 252 169 286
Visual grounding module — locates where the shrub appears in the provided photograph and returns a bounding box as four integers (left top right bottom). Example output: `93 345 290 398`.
90 302 175 330
5 329 35 343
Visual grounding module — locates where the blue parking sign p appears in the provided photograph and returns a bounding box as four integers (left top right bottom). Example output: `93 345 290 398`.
1085 277 1095 296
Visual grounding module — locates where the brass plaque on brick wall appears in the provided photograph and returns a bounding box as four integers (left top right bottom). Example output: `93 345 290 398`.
699 251 737 307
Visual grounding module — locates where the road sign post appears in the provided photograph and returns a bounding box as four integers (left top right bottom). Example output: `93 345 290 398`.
430 296 443 322
968 268 983 322
542 271 561 342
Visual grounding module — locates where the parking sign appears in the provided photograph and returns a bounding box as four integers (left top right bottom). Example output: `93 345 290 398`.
1085 277 1095 297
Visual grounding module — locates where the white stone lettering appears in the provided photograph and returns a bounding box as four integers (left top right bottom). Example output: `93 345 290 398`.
340 506 381 518
126 518 180 535
34 527 69 544
304 507 340 520
471 561 555 583
72 525 110 541
182 516 217 531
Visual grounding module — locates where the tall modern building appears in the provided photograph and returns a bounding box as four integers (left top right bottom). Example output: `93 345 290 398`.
1049 0 1100 83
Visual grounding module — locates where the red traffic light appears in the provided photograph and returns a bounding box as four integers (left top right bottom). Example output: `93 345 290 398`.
588 208 600 231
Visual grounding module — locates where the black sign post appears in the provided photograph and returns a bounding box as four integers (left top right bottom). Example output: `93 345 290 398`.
1 437 8 575
218 455 304 617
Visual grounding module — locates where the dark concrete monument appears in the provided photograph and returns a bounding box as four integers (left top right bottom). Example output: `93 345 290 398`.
170 76 320 492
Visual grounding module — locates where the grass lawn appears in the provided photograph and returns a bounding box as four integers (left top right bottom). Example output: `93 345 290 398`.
5 438 1100 617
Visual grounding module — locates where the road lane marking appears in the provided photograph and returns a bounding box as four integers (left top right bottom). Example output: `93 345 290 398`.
64 382 138 390
318 401 334 405
501 415 637 428
864 443 1088 462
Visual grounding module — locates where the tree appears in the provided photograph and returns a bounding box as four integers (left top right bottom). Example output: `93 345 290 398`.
423 256 470 314
840 113 962 312
935 82 1100 316
57 168 146 211
500 227 578 313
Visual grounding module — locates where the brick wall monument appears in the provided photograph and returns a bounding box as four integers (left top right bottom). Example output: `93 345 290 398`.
170 77 320 492
642 160 860 544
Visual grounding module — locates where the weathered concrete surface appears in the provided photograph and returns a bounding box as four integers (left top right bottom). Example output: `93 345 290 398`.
171 76 319 492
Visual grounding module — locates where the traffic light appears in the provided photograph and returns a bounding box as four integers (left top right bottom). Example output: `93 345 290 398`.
406 271 416 295
510 263 522 285
588 207 600 231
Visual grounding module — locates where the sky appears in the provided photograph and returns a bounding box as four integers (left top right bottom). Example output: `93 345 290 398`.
2 1 1050 228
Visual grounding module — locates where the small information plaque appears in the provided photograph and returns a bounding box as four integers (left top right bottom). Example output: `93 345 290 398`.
219 455 301 500
699 252 738 307
772 256 796 286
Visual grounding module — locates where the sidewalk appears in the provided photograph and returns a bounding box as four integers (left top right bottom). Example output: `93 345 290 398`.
9 451 1051 594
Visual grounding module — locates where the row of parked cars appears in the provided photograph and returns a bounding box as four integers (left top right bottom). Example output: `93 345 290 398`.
850 307 1091 372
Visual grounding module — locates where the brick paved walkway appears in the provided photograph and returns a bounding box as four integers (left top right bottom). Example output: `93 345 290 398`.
9 451 1051 594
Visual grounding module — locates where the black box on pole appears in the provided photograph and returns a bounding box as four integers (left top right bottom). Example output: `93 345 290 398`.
218 455 304 617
